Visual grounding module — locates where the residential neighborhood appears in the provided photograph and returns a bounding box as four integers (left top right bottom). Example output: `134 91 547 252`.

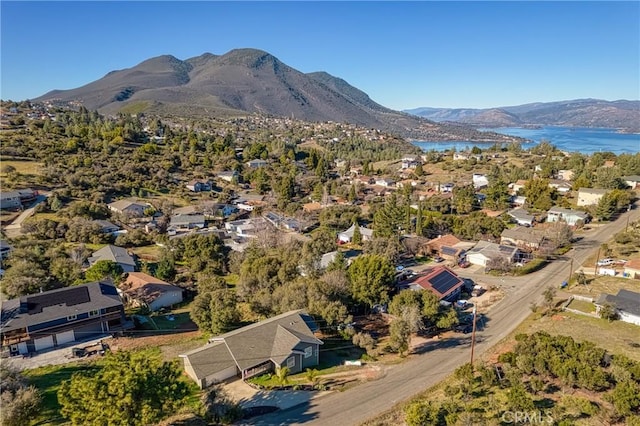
0 101 639 426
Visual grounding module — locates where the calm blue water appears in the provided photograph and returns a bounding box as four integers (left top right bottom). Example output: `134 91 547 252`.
412 126 640 155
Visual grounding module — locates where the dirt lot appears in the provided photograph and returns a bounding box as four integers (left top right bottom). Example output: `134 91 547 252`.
109 330 206 360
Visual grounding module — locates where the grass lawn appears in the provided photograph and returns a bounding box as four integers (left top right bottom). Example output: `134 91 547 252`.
151 312 194 331
24 362 95 425
130 244 163 261
566 298 596 314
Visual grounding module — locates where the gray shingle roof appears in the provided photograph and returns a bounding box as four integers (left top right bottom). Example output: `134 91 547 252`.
0 281 123 332
596 289 640 317
181 310 323 379
88 245 136 268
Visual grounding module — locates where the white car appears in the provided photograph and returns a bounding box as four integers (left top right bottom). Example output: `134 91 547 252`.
597 258 613 266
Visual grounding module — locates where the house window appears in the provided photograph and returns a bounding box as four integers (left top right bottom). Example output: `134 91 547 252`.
304 346 313 359
286 357 295 369
89 310 99 317
67 314 77 321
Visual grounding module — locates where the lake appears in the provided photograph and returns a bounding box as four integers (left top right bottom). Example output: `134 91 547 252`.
412 126 640 155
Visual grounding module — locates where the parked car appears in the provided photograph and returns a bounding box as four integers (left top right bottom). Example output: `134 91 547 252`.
433 256 444 263
597 258 614 266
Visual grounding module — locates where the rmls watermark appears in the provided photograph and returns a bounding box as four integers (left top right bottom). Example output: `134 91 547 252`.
501 411 554 424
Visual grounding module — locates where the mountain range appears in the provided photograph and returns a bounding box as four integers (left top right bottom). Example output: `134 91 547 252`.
404 99 640 132
34 48 520 142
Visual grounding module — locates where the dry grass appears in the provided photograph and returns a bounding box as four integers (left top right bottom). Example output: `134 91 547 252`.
523 311 640 362
567 275 640 299
0 159 44 175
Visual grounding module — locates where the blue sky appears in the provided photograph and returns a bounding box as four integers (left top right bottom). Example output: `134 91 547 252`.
1 1 638 109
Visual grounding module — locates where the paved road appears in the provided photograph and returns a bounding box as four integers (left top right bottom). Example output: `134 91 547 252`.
246 206 640 426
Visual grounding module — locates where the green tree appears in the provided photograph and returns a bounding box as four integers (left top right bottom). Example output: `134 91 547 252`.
609 379 640 416
523 178 556 211
0 365 42 426
435 307 459 330
404 401 442 426
599 302 618 322
84 260 124 282
594 192 617 221
347 254 395 308
155 255 177 282
452 184 477 214
275 366 290 386
414 163 424 177
506 383 535 411
351 222 362 245
58 350 189 426
389 318 411 356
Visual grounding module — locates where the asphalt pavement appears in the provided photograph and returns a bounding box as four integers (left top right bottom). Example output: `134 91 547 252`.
245 205 640 426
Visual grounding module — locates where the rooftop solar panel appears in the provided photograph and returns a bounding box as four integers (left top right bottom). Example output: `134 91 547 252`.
429 270 462 295
25 286 90 314
441 246 458 256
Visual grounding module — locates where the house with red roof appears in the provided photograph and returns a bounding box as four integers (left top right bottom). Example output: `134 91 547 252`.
409 266 464 302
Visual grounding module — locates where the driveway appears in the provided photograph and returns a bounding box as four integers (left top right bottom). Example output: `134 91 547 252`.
4 335 111 371
224 379 330 412
3 193 49 237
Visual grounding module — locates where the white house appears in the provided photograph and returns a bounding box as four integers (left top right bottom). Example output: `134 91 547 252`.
121 272 183 312
547 207 589 226
338 224 373 243
595 289 640 326
466 241 521 268
507 208 535 227
577 188 610 207
472 174 489 190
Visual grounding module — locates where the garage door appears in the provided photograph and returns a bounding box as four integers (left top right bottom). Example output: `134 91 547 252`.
34 335 54 352
17 342 28 355
56 330 75 346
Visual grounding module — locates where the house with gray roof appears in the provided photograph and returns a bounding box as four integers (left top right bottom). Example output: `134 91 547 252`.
595 289 640 326
168 214 206 231
180 310 323 388
0 191 22 210
87 245 136 273
466 240 521 268
500 226 546 250
338 223 373 243
507 208 535 227
107 199 150 217
623 175 640 189
547 207 589 226
0 280 126 356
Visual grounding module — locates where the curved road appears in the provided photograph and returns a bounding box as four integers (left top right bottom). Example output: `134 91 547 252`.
247 205 640 426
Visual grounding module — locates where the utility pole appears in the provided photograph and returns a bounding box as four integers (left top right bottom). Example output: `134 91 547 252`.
470 306 477 371
568 257 574 284
594 246 601 276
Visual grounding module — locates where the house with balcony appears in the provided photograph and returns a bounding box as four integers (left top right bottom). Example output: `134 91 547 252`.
0 281 126 356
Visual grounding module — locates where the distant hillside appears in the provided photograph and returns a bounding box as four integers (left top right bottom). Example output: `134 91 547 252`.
34 48 521 142
405 99 640 132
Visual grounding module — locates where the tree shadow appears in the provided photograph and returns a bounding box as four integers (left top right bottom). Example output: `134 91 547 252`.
235 396 319 425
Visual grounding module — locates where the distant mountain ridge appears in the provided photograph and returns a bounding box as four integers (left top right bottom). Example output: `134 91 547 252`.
405 99 640 132
34 48 521 142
